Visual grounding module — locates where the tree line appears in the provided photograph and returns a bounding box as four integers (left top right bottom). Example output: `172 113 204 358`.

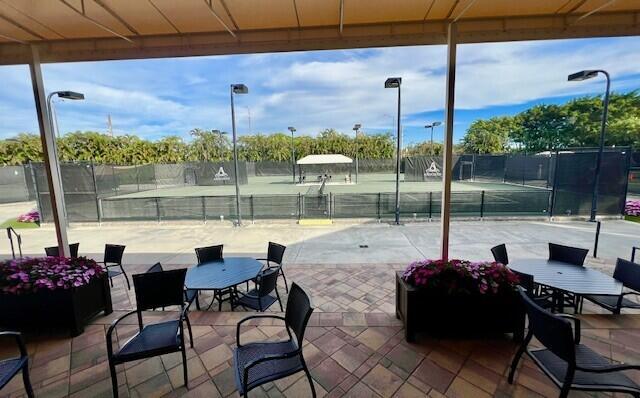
0 129 396 166
1 92 637 165
461 91 640 153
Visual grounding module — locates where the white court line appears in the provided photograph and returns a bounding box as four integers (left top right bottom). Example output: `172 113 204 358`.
530 221 639 239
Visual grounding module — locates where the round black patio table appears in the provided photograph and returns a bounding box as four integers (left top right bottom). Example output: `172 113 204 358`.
509 258 623 312
185 257 263 310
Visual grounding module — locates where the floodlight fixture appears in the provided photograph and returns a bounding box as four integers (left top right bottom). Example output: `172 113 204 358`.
231 84 248 94
55 91 85 100
384 77 401 88
567 70 598 81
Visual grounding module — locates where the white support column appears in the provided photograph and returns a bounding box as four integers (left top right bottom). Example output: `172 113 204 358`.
28 45 70 256
440 23 457 261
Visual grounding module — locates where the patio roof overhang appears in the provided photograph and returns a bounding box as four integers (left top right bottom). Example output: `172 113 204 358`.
3 0 639 259
0 0 639 65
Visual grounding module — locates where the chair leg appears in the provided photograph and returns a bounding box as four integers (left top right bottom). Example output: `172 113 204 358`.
109 362 119 398
302 361 316 398
181 344 188 388
119 264 131 290
280 268 289 293
508 331 531 384
275 287 283 312
195 294 200 311
185 315 194 348
218 291 223 312
22 363 34 398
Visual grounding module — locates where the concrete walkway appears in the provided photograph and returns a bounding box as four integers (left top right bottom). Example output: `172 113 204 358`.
1 218 638 269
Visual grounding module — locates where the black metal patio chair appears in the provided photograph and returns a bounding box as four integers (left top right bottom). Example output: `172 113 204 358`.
254 242 289 293
195 244 224 263
97 244 130 290
106 268 193 398
511 269 554 310
233 282 316 397
581 258 640 314
234 267 283 312
44 242 79 258
0 331 33 398
508 287 640 398
548 243 589 311
549 243 589 266
196 245 234 310
491 243 509 265
145 262 199 314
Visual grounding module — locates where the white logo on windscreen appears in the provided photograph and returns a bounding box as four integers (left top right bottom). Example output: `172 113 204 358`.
214 167 230 180
424 161 442 177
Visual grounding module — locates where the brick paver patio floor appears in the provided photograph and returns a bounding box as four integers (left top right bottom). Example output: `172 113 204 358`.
1 264 639 397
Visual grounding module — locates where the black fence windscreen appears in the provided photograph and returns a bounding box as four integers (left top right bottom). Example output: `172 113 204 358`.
12 150 631 222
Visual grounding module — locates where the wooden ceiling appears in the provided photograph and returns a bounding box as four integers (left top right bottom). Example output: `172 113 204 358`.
0 0 638 64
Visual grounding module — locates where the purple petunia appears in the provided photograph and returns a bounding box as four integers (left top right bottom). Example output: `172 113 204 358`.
0 256 104 295
402 258 520 295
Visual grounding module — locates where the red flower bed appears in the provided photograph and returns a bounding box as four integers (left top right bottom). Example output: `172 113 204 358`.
402 259 520 295
0 257 105 295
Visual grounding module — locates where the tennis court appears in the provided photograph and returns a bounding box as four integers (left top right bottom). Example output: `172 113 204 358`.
109 173 546 199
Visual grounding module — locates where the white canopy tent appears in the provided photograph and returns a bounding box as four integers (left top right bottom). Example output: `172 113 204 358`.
296 154 353 165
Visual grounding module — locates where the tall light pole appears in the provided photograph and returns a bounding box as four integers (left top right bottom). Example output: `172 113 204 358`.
353 123 361 183
424 121 442 155
288 126 296 183
568 70 611 222
385 77 402 225
230 83 248 226
46 91 85 226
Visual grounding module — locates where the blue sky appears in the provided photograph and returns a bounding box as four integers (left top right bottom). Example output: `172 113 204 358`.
0 36 639 145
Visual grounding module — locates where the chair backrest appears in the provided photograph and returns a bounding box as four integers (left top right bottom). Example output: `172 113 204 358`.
491 244 509 265
518 287 576 363
45 243 79 257
104 244 125 264
257 267 279 297
613 258 640 292
146 262 163 273
285 283 314 346
133 268 187 311
267 242 286 265
548 243 588 266
512 269 534 292
195 245 223 264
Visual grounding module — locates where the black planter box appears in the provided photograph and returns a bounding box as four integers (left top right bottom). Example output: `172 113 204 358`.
0 274 112 336
395 271 524 342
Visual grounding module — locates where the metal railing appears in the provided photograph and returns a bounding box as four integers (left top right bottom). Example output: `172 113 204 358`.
6 227 22 259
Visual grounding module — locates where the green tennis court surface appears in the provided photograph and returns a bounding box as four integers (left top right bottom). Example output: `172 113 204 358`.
109 173 548 199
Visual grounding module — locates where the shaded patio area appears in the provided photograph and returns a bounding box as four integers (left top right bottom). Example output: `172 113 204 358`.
1 263 639 398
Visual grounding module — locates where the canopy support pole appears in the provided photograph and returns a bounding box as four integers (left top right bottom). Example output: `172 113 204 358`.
440 23 457 261
28 45 69 256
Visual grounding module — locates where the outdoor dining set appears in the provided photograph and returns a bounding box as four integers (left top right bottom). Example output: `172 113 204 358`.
491 242 640 398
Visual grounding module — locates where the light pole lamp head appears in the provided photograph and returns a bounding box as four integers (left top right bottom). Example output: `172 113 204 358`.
353 123 361 131
231 84 249 94
57 91 85 100
432 121 442 127
568 70 599 81
384 77 402 88
288 126 296 133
